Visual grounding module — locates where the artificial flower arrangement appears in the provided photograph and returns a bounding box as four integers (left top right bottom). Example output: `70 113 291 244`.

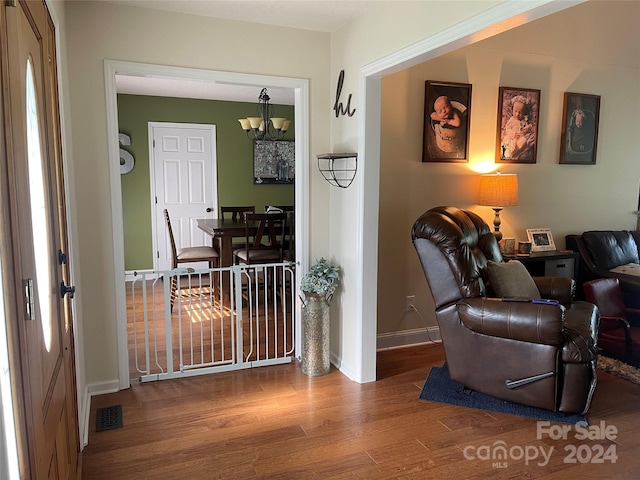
300 257 340 301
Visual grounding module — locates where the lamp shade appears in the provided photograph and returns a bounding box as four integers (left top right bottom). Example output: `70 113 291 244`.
478 173 519 207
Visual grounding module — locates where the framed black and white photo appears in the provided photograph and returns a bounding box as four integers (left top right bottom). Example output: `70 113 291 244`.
496 87 541 164
253 140 295 184
559 92 600 165
422 81 472 162
526 228 556 252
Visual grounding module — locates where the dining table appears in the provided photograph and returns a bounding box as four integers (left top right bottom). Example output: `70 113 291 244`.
197 217 252 267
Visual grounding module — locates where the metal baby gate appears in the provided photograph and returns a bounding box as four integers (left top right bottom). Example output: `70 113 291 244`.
127 262 296 382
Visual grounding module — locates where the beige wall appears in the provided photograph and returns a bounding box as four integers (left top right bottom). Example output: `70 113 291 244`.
377 1 640 335
66 1 571 391
327 0 525 378
59 0 634 397
62 0 510 390
62 1 331 388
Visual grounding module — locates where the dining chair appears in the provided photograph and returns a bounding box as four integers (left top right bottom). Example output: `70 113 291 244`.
233 212 287 266
264 206 295 261
264 205 294 213
220 205 256 252
583 277 640 365
233 212 287 297
164 209 219 311
220 205 256 221
282 211 295 262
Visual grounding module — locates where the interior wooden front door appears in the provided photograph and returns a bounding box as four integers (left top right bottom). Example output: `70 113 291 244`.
2 1 79 478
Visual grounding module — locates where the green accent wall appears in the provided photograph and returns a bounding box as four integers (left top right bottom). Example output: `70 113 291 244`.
117 94 295 271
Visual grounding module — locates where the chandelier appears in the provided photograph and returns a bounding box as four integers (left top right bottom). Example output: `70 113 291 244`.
238 88 290 141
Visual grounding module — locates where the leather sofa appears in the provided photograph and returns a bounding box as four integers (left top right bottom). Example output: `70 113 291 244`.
412 206 599 414
566 230 640 308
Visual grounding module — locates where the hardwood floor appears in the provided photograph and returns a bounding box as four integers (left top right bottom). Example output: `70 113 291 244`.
82 344 640 479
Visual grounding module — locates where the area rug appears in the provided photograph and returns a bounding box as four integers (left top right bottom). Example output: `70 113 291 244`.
419 364 586 424
597 355 640 384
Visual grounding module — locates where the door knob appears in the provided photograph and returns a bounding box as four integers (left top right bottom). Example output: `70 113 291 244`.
206 207 213 213
60 282 76 299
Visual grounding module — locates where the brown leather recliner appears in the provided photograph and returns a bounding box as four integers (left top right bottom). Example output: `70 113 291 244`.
412 206 599 414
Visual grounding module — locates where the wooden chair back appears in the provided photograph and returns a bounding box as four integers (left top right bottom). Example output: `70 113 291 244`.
263 206 294 260
584 277 628 319
220 205 255 221
163 209 178 269
239 212 287 264
264 205 294 213
583 277 640 361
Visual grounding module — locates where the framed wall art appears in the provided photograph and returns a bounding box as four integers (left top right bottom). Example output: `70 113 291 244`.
496 87 541 164
253 140 295 184
422 80 472 162
526 228 556 252
559 92 600 165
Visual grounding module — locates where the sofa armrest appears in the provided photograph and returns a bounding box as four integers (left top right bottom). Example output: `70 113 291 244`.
566 234 597 270
533 276 575 305
458 297 564 346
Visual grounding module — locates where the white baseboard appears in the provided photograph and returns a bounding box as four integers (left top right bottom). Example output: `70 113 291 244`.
330 352 358 381
80 388 91 448
87 380 120 397
81 380 121 447
376 327 441 351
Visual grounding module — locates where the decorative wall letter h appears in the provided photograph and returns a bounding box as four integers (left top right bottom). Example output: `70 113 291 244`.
333 70 356 118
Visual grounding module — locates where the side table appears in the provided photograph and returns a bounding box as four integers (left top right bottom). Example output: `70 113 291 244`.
505 250 579 280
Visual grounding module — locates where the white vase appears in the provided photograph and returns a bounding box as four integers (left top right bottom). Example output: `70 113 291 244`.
302 293 330 376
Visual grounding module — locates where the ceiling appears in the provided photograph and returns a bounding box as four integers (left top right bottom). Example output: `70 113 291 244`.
111 0 373 103
113 1 638 103
109 0 372 32
115 76 296 105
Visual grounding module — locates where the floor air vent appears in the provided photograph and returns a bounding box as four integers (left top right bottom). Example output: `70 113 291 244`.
95 405 123 432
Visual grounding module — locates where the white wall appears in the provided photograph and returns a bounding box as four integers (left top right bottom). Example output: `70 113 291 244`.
63 0 514 391
62 1 331 390
325 1 582 380
376 1 640 336
60 0 622 398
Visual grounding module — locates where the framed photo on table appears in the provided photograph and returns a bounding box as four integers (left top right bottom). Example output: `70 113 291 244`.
500 237 516 256
526 228 556 252
559 92 601 165
422 81 472 163
496 87 541 164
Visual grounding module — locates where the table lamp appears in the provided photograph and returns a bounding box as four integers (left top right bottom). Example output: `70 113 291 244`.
478 172 519 242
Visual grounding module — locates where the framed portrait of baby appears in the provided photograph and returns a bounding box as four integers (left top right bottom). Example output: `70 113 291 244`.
559 92 601 165
496 87 541 164
422 81 472 162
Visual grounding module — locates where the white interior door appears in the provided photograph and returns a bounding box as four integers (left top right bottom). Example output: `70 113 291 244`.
150 123 218 271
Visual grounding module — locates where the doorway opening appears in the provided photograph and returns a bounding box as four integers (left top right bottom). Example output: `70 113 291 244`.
358 0 580 382
105 61 309 390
